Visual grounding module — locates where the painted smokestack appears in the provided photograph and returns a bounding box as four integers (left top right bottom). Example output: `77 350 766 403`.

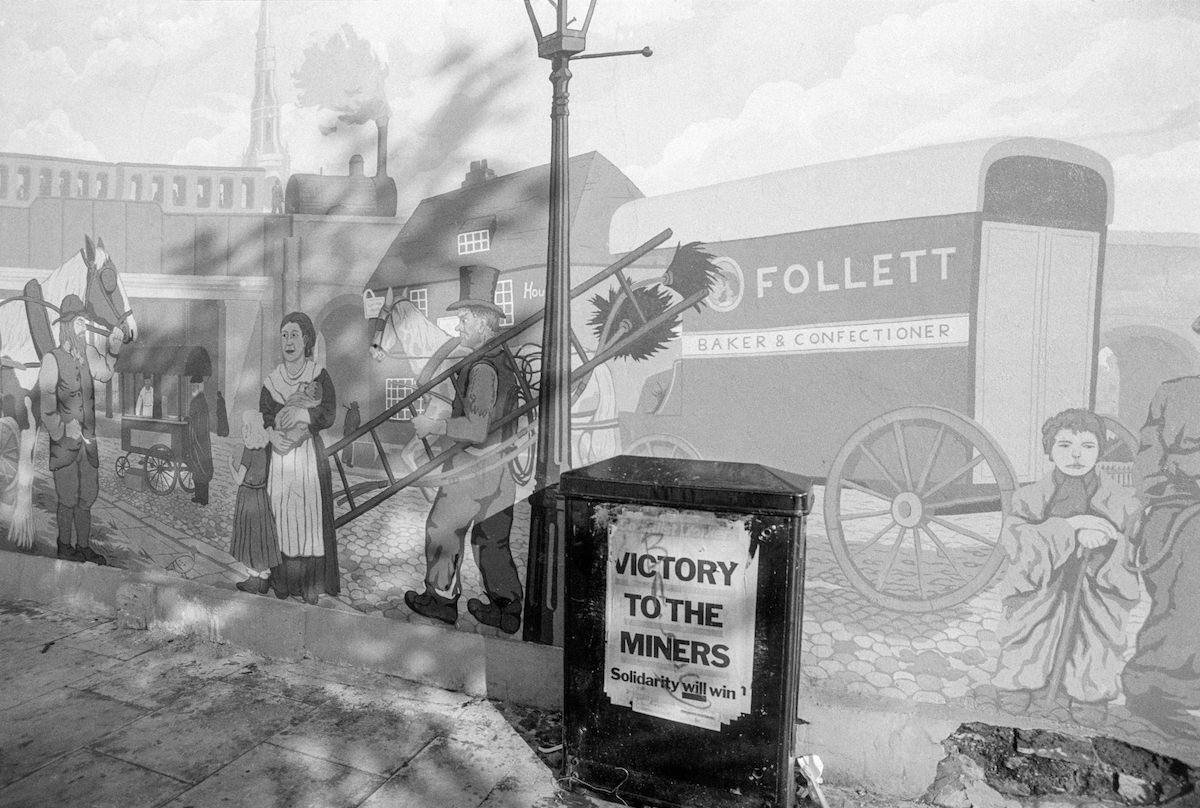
374 115 397 216
376 117 389 178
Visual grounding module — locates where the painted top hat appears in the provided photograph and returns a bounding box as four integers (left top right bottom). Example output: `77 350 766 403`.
53 293 87 324
446 265 505 317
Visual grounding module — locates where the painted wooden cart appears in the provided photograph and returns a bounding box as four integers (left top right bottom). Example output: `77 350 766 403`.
113 345 211 496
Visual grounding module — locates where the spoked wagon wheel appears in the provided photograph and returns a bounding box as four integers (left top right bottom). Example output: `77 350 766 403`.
824 406 1017 613
0 418 20 491
145 444 177 495
114 455 130 478
178 465 195 493
625 433 702 460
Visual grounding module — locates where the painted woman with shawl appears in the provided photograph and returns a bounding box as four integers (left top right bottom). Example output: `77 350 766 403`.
260 311 339 604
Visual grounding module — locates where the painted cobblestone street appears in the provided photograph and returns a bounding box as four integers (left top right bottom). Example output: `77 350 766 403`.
2 428 1192 763
6 433 532 637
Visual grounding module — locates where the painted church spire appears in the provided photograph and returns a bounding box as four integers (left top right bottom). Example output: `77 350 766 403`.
244 0 290 211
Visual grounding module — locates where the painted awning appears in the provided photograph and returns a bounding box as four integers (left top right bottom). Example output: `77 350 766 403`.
115 345 212 379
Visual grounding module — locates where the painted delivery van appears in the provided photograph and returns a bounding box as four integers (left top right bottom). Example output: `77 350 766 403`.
608 137 1126 612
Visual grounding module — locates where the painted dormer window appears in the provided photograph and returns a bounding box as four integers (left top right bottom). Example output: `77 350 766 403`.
456 216 496 256
457 229 491 255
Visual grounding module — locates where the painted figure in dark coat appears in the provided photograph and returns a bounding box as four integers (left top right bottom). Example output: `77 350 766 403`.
342 401 360 467
184 378 214 506
216 390 230 437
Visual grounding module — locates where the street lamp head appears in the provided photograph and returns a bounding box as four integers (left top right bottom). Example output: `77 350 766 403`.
523 0 597 59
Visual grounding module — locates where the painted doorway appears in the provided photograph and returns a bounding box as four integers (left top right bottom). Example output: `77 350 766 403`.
974 222 1100 481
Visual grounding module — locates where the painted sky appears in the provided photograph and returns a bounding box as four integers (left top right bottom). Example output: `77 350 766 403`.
1 0 1198 232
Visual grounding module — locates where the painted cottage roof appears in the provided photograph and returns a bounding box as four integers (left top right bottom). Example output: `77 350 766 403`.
368 151 643 290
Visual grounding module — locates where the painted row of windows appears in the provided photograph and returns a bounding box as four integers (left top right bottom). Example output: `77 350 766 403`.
0 164 260 209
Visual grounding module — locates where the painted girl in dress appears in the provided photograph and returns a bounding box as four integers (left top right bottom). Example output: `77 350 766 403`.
260 311 340 604
230 411 280 594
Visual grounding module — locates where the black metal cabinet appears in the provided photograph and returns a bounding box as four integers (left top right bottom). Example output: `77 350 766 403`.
562 455 810 808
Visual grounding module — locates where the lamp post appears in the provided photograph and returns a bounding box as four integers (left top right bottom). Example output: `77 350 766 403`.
520 0 649 643
523 0 595 493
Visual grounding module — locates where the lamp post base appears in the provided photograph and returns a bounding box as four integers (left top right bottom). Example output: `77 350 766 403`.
522 484 565 645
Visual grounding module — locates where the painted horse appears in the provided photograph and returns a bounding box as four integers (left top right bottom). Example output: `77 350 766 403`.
368 295 619 472
369 298 466 473
0 235 139 547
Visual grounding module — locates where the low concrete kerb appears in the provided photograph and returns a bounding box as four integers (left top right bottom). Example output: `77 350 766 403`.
0 549 563 710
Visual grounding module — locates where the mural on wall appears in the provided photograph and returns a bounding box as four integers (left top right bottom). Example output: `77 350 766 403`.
0 236 138 558
2 0 1200 765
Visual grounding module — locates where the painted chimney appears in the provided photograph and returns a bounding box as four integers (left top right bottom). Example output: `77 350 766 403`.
376 117 389 178
461 159 496 188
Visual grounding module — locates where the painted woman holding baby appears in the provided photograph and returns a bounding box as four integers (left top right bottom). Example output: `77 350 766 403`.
259 311 340 604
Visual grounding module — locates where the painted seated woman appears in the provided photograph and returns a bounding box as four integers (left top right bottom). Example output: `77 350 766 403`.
260 311 340 604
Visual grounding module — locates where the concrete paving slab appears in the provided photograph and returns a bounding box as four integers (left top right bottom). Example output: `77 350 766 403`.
0 599 97 638
58 620 164 660
223 657 473 712
70 638 249 710
92 679 318 783
0 613 88 651
0 640 125 710
358 735 530 808
0 748 188 808
220 660 343 707
161 743 386 808
450 698 540 748
276 656 476 708
0 688 150 788
267 695 448 777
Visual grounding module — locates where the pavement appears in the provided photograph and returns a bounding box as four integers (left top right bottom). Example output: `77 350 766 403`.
0 598 620 808
1 596 936 808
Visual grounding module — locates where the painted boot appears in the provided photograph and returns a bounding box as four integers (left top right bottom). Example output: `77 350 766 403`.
77 547 107 565
405 588 458 625
236 576 269 594
468 597 521 635
56 542 83 562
